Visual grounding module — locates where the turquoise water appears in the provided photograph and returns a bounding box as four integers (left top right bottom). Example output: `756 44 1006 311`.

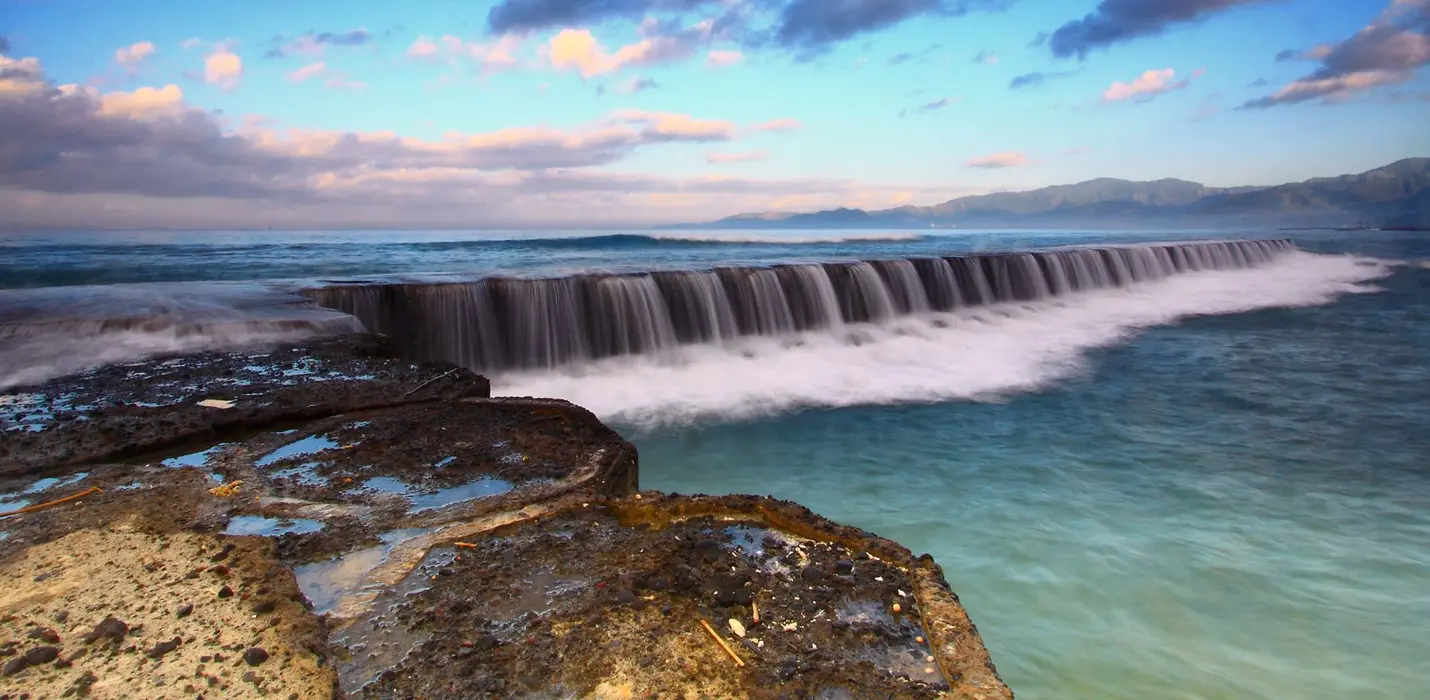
3 228 1427 698
496 232 1430 699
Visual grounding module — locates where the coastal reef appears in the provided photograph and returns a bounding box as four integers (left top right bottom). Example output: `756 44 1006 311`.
0 335 1011 699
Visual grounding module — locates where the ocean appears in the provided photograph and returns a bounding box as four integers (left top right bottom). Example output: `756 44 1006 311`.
2 228 1427 699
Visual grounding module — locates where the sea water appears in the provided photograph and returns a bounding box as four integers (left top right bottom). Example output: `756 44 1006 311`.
2 228 1427 699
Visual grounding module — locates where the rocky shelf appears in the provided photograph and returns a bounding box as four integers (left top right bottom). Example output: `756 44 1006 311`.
0 335 1012 699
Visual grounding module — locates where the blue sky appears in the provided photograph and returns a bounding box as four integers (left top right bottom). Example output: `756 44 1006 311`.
1 0 1427 227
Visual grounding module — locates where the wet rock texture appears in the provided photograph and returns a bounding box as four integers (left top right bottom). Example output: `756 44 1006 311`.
353 494 1010 700
1 334 1010 699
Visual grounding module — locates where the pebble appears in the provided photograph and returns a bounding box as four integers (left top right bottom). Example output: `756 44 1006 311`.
925 667 936 675
83 616 128 644
915 636 924 644
176 603 194 618
28 627 61 644
251 599 277 614
243 647 270 666
2 657 28 676
926 655 935 663
146 637 183 659
217 585 234 599
728 619 747 638
892 603 902 614
25 646 61 665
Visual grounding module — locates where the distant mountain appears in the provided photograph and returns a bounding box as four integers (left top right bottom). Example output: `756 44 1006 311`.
669 158 1430 230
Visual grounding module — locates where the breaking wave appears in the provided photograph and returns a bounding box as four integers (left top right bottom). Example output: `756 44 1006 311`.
494 251 1393 429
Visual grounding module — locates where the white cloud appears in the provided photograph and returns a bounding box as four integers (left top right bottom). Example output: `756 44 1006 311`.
287 62 327 83
965 152 1031 169
1103 68 1189 102
204 48 243 90
115 41 156 71
707 150 767 163
706 49 743 67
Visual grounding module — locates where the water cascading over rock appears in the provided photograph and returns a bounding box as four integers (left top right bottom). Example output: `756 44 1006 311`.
302 239 1295 373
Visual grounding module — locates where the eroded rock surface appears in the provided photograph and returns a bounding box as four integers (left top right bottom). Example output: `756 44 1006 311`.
1 334 1009 699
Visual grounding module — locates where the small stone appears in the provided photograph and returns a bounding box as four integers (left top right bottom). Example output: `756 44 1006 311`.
251 600 276 614
892 603 902 614
83 616 129 644
437 568 455 577
915 636 925 644
615 589 635 606
25 646 60 665
728 619 747 638
926 654 935 663
28 627 61 644
242 647 270 666
176 604 193 618
925 667 936 675
217 585 234 599
2 656 29 676
146 637 183 659
53 610 70 624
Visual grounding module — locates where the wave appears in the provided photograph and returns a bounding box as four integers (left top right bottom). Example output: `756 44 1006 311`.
0 314 362 391
492 251 1393 429
479 232 931 250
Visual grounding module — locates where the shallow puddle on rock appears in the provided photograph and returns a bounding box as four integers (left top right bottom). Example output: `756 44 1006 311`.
223 515 325 537
257 434 339 467
22 472 89 494
331 545 457 697
271 462 328 486
352 476 514 514
162 443 230 468
486 566 590 641
294 527 437 615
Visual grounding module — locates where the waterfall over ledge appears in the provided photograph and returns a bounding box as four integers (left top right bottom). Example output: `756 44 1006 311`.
302 239 1296 373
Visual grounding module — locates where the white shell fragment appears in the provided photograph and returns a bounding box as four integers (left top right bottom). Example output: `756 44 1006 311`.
728 619 747 638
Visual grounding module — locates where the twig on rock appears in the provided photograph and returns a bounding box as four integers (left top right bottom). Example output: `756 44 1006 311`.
0 486 103 518
401 368 460 398
699 618 745 667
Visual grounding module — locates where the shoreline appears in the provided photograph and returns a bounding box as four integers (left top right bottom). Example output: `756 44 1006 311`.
0 334 1013 698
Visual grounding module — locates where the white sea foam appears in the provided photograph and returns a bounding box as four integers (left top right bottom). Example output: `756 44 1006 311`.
494 251 1393 428
643 231 928 244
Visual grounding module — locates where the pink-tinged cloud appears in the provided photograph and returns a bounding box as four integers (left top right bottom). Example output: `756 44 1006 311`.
614 110 735 140
1247 0 1430 107
1103 69 1190 102
965 152 1030 169
287 61 327 83
747 118 803 134
707 150 767 164
407 34 523 74
115 41 156 71
203 48 243 91
706 50 743 67
97 84 185 118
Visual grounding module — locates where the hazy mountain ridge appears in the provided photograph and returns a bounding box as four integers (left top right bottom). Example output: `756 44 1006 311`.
671 158 1430 230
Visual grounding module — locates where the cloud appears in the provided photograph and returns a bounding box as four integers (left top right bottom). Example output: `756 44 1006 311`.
1102 68 1190 102
287 61 327 83
774 0 1003 51
1245 0 1430 107
1048 0 1264 60
547 23 704 77
887 43 941 66
1248 77 1268 87
613 109 735 140
746 118 803 133
973 49 998 65
406 34 524 73
898 96 958 117
1009 70 1073 89
486 0 719 34
965 152 1030 168
181 38 203 50
616 75 660 93
115 42 156 71
706 49 743 67
707 149 768 163
264 29 372 59
203 48 243 90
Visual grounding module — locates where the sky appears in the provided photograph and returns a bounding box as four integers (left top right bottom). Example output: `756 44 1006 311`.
1 0 1428 229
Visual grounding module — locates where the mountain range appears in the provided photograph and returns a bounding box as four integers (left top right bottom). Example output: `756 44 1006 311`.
669 158 1430 230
